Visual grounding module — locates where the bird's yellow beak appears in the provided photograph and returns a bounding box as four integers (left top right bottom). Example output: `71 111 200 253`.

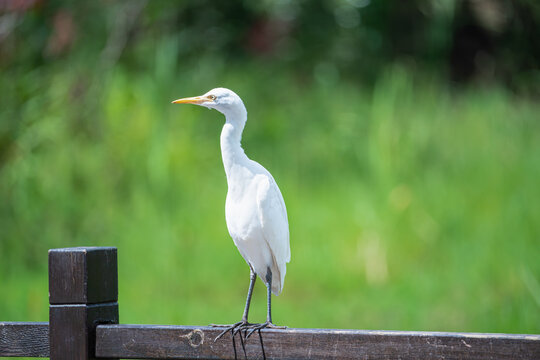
171 96 206 105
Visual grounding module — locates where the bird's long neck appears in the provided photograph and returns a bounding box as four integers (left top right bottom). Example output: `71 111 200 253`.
220 108 248 179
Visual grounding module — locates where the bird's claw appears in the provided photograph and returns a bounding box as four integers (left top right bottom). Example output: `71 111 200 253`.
212 321 251 342
213 320 286 342
244 321 286 339
210 322 242 328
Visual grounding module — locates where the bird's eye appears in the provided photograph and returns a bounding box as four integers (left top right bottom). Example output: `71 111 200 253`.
209 95 217 101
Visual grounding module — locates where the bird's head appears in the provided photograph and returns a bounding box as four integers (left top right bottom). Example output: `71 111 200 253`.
172 88 245 118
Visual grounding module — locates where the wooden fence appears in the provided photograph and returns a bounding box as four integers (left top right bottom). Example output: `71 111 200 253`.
1 247 539 359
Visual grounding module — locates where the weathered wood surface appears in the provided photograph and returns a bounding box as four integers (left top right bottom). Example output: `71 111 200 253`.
96 324 540 360
3 247 540 360
48 247 118 304
50 304 118 360
0 322 49 357
48 247 119 360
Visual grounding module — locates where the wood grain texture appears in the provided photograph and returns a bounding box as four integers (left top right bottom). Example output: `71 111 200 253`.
48 247 119 360
48 247 117 304
49 305 88 360
0 322 49 357
95 324 540 360
49 303 119 360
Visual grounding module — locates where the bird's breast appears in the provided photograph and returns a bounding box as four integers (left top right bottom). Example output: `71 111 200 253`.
225 190 260 240
224 171 264 242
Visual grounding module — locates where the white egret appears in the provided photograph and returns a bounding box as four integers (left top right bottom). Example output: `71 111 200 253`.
172 88 290 338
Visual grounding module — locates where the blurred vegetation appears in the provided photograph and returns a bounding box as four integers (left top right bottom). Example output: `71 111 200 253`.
1 0 539 343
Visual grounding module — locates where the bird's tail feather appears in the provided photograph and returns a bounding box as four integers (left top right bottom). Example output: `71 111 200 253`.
270 262 286 295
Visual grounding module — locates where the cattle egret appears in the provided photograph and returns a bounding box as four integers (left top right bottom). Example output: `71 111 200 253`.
172 88 290 339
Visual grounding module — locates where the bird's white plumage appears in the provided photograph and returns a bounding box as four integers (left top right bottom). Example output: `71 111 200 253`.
255 174 290 293
176 88 290 296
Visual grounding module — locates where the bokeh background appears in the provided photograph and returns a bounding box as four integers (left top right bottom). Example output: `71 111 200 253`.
1 0 539 342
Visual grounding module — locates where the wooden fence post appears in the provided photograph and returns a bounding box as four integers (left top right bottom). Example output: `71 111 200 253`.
48 247 119 360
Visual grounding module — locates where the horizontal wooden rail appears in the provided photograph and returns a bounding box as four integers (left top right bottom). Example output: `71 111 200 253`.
2 248 540 360
0 322 49 357
95 324 540 360
2 321 540 359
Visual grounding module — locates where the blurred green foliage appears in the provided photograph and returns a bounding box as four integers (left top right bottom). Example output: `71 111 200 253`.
0 0 539 341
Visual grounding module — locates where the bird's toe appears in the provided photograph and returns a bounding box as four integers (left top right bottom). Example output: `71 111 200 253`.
213 321 245 342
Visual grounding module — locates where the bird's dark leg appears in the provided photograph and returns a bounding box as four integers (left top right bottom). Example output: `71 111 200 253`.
265 269 273 323
242 268 257 322
213 266 257 342
245 268 286 339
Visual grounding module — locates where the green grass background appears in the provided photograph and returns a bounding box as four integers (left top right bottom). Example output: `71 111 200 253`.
1 60 539 340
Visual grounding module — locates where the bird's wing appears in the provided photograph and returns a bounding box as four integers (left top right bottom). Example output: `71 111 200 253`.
256 173 290 294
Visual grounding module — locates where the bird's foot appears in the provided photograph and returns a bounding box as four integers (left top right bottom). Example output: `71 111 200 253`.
210 322 242 328
212 321 253 342
244 321 287 339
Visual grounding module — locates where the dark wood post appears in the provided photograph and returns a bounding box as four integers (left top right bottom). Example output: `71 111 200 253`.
48 247 119 360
